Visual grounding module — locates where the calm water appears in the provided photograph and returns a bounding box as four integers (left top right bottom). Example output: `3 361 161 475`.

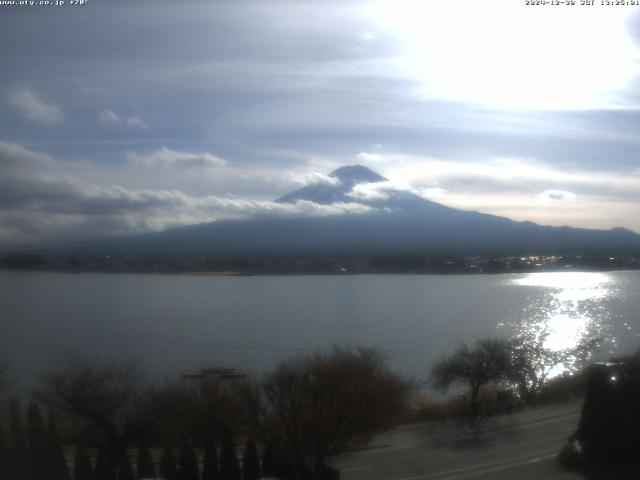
1 270 639 391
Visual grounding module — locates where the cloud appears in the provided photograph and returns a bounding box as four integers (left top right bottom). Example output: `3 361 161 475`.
419 187 448 199
289 171 341 187
372 0 639 110
99 110 148 129
194 197 373 218
0 177 188 215
99 109 121 124
0 143 373 244
540 190 577 201
7 89 63 124
0 1 638 242
128 148 226 169
312 150 640 231
356 152 383 163
347 181 393 201
0 141 54 168
125 116 148 129
0 174 373 243
346 178 446 203
351 152 640 202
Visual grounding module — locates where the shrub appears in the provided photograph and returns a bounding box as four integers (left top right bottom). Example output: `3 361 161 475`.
159 448 178 480
242 437 259 480
219 426 240 480
201 436 219 480
136 445 156 480
74 444 95 480
244 346 410 479
178 442 199 480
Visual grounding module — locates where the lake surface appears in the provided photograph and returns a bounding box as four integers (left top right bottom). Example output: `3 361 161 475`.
1 270 639 392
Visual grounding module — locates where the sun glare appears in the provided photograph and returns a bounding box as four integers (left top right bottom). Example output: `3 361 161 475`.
372 0 639 110
510 272 613 372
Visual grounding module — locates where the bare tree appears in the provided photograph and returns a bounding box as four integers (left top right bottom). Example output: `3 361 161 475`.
36 359 185 480
507 330 557 403
243 347 410 480
508 330 600 403
431 338 511 417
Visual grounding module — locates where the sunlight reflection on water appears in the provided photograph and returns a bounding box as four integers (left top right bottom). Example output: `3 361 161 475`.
502 272 616 376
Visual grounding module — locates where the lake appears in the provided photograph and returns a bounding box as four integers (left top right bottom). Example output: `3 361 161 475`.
1 270 639 392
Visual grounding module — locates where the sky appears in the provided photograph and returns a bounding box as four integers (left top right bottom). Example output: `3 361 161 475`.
1 0 640 245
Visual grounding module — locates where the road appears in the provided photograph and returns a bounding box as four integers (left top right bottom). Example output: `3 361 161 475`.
333 402 584 480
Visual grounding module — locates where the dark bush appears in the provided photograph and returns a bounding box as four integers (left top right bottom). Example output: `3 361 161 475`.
9 399 27 480
219 426 240 480
178 442 199 480
47 412 71 480
159 448 178 480
242 437 259 480
136 445 156 480
74 445 95 480
201 436 219 480
0 424 9 480
260 445 279 478
117 451 135 480
27 402 47 479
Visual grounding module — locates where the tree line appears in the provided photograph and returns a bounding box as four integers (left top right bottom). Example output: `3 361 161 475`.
0 347 410 480
0 335 596 479
0 400 265 480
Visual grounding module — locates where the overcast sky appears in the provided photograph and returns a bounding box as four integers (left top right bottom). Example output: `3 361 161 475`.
1 0 639 245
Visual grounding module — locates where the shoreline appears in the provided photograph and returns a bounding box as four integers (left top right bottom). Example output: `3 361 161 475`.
1 267 640 277
178 270 245 276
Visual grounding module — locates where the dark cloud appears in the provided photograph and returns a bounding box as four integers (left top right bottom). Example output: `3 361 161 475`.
0 142 53 168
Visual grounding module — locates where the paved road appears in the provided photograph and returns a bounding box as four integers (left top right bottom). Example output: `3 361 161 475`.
333 402 584 480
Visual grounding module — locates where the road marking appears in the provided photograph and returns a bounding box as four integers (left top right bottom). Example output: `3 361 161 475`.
341 465 372 472
354 409 580 458
369 430 568 461
359 443 423 455
428 411 580 450
437 453 557 479
395 450 557 480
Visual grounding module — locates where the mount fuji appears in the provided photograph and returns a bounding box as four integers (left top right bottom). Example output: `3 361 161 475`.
15 165 640 258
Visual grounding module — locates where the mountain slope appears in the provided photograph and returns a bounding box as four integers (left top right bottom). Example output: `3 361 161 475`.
276 164 388 204
22 165 640 257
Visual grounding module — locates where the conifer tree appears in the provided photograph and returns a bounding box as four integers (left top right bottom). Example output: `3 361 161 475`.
260 445 278 478
96 449 116 480
201 436 219 480
178 442 199 480
219 427 240 480
159 448 178 480
74 444 95 480
242 438 259 480
27 402 48 479
136 445 156 480
0 424 9 480
279 459 295 480
47 412 71 480
9 399 27 480
117 451 135 480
